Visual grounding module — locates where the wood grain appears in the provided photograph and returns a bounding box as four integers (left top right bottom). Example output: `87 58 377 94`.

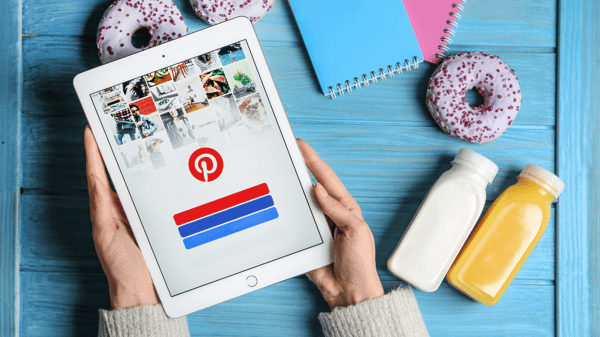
19 194 556 281
20 115 555 200
22 0 557 50
557 0 600 335
21 36 556 126
0 0 21 335
20 271 553 337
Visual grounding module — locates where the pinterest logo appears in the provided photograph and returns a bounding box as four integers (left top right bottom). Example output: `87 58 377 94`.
188 148 224 182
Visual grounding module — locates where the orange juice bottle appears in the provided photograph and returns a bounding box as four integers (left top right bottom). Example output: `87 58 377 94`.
446 164 564 305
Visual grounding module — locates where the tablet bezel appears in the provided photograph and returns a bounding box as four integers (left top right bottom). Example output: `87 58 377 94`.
74 17 333 318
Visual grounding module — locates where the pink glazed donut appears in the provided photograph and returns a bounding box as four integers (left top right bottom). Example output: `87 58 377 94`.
190 0 274 24
426 52 522 144
97 0 188 64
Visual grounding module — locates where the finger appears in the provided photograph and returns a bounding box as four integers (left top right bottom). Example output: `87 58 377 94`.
324 214 336 232
313 183 363 230
84 126 110 188
84 126 113 229
297 139 362 219
88 174 114 230
306 264 336 291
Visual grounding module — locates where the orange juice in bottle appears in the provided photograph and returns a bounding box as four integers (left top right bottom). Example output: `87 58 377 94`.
446 164 564 305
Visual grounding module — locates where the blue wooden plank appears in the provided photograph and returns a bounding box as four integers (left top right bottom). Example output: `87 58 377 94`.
22 0 557 50
19 194 556 281
20 112 555 200
20 36 557 127
556 0 599 335
20 271 554 336
0 0 21 335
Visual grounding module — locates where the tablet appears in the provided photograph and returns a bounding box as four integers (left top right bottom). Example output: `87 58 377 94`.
74 17 333 318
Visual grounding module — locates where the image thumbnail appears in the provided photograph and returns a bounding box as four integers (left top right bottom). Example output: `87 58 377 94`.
224 60 256 98
170 59 198 82
91 85 128 115
211 94 242 132
161 108 196 149
188 109 226 149
145 68 172 86
199 68 231 100
175 77 209 114
118 141 150 170
129 96 157 116
194 50 221 73
218 42 246 66
122 77 150 103
150 82 183 112
129 103 162 139
237 94 269 130
108 108 139 145
145 135 168 170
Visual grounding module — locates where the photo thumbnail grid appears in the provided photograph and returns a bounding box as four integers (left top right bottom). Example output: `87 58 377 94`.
91 41 271 173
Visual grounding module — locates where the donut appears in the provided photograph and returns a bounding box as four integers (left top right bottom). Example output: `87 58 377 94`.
426 52 522 144
190 0 274 24
97 0 188 64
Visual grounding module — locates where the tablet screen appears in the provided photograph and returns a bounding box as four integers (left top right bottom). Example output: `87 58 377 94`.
89 40 323 296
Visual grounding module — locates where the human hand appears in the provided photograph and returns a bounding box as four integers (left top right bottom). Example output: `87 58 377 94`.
85 126 159 310
297 139 384 309
142 130 149 136
136 121 144 127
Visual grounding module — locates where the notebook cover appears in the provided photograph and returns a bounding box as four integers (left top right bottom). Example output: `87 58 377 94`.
403 0 464 64
287 0 423 96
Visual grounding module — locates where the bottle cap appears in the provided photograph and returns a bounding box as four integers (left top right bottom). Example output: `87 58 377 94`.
452 148 498 184
518 164 565 200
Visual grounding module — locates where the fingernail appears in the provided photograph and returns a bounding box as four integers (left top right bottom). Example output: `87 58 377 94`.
314 183 326 197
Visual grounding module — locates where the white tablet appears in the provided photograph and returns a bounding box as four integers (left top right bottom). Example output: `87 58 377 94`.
73 17 333 318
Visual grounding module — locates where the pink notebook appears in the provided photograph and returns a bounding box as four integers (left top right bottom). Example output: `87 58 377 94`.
404 0 466 64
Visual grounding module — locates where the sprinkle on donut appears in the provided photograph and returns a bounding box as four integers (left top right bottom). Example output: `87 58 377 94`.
426 52 522 144
189 0 274 24
97 0 188 64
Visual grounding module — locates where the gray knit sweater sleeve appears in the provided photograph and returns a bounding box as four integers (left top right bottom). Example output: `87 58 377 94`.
98 304 190 337
318 286 429 337
97 287 427 336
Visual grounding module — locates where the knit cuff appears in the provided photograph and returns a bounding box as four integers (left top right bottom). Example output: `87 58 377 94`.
318 286 429 337
98 304 190 337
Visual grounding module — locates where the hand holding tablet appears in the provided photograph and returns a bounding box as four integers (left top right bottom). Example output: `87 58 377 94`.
297 139 385 309
85 126 384 312
84 126 159 310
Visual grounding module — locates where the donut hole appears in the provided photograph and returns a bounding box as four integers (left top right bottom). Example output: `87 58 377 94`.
131 28 152 49
465 88 485 108
465 88 486 108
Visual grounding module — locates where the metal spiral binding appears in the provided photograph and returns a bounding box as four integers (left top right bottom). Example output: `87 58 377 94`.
327 55 420 98
435 0 466 59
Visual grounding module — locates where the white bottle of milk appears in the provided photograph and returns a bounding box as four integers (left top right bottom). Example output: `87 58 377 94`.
387 148 498 292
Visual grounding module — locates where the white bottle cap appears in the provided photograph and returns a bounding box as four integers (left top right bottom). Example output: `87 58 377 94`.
452 148 499 184
518 164 565 200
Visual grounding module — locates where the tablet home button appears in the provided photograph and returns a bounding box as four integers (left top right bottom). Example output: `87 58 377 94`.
246 275 258 287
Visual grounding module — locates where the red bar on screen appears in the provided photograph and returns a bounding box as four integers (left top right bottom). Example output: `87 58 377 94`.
173 183 270 226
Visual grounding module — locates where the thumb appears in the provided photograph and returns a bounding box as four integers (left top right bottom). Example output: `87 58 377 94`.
88 173 114 230
314 183 362 230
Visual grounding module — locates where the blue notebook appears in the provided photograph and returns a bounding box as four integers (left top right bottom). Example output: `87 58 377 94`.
288 0 423 98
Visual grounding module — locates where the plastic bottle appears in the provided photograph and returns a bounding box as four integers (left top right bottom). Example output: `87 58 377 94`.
387 149 498 292
447 164 564 305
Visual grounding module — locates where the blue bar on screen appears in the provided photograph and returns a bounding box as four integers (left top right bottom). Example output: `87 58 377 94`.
179 195 275 238
183 207 279 249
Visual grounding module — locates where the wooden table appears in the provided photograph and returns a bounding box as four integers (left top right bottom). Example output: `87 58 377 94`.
1 0 598 335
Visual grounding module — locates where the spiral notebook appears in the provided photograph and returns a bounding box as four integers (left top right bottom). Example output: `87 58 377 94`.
404 0 466 64
287 0 423 98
